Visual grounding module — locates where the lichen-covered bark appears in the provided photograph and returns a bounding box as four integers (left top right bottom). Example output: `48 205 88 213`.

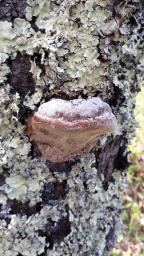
0 1 143 256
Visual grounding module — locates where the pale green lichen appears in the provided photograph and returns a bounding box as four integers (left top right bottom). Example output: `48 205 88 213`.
0 0 143 255
23 89 43 110
0 64 10 83
5 174 28 200
0 1 115 91
46 154 124 255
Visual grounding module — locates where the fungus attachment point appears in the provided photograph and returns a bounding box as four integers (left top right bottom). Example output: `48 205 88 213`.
28 97 117 163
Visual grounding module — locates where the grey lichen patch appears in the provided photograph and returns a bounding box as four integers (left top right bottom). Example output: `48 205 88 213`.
5 175 28 200
0 1 121 91
0 0 142 100
23 89 43 110
46 154 124 256
0 87 30 165
0 19 33 55
0 64 10 83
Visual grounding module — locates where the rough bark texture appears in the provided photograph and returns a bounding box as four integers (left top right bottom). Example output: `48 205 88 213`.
0 1 143 256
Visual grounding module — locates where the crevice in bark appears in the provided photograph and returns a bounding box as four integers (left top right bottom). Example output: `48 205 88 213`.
37 215 71 249
0 0 27 22
95 136 128 190
7 52 35 97
8 199 42 216
103 217 118 255
109 86 126 107
42 180 67 204
47 159 80 173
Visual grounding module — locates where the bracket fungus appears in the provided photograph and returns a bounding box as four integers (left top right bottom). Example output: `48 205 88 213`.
28 97 117 163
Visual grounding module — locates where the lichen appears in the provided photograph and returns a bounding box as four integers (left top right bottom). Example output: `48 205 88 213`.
0 0 143 255
45 154 124 256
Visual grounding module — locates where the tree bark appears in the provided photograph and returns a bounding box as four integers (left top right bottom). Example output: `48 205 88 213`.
0 1 143 255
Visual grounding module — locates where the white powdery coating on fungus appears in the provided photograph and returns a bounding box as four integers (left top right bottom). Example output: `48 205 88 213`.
37 97 110 119
32 96 117 130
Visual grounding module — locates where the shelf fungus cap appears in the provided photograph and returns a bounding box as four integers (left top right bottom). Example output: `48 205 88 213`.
28 97 117 163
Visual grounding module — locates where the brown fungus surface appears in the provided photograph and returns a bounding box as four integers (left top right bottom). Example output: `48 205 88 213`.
28 97 117 162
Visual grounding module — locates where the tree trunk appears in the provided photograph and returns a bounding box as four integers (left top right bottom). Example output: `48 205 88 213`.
0 1 143 255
